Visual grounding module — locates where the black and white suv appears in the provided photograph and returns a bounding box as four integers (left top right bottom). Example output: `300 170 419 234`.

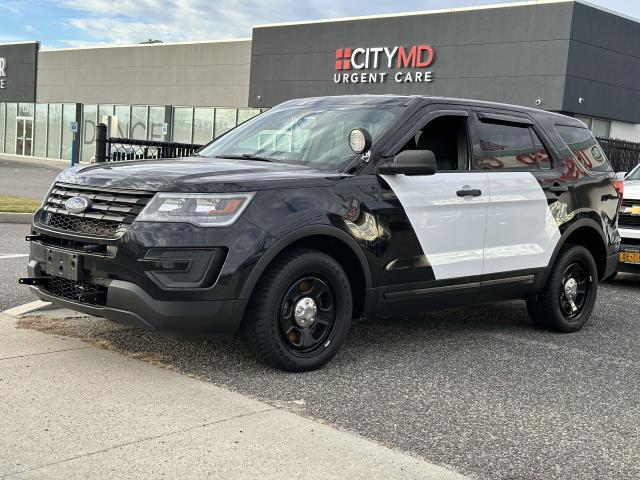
23 95 621 371
618 164 640 273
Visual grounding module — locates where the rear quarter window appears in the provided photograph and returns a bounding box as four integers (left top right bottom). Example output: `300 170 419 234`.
555 125 611 173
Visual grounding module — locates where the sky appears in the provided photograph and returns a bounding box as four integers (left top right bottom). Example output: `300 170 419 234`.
0 0 639 49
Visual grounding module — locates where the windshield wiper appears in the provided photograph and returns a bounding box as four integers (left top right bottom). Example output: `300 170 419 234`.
216 153 276 163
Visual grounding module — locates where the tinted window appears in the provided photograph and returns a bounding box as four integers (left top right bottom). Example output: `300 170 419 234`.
531 129 552 169
555 125 611 173
477 122 537 170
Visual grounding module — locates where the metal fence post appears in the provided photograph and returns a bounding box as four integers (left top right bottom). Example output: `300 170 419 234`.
95 123 108 163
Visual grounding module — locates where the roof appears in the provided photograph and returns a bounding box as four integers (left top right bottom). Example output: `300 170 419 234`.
277 94 582 124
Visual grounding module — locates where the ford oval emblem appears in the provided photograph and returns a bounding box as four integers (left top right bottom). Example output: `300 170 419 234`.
64 196 92 214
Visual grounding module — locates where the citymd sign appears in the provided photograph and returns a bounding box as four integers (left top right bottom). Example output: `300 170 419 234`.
334 45 435 84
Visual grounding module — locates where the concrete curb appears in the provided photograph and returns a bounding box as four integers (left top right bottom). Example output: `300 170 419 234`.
3 300 54 317
0 212 34 224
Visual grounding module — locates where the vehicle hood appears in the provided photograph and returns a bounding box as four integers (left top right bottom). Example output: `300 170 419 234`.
624 180 640 201
56 157 346 192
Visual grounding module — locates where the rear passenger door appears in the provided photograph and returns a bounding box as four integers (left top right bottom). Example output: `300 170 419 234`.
472 111 563 278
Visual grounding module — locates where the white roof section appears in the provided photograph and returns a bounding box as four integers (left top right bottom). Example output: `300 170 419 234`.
254 0 639 29
40 38 251 52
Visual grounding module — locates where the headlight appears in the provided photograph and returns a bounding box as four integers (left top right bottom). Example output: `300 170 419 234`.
137 192 256 227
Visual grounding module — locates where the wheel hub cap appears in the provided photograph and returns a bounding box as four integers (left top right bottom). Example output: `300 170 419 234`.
564 278 578 301
294 297 318 328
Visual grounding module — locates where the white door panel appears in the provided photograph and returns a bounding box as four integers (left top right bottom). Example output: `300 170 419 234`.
483 172 561 274
381 173 489 280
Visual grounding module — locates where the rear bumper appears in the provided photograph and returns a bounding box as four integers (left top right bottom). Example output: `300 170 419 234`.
28 262 246 338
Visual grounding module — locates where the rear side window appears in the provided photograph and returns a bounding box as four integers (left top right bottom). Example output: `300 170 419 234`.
477 122 539 170
555 125 611 173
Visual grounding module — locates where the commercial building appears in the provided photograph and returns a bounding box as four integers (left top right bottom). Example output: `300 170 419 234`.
0 0 639 162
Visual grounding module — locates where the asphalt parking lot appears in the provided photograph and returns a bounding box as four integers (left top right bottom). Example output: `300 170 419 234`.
8 255 640 479
0 157 63 200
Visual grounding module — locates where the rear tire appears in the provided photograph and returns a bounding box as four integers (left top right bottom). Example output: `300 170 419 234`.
242 248 352 372
526 244 598 333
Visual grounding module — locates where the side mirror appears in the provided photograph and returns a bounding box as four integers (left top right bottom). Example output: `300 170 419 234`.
348 127 373 154
616 171 627 180
377 150 437 175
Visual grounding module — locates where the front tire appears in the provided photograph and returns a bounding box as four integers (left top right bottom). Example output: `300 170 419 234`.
527 244 598 333
242 248 353 372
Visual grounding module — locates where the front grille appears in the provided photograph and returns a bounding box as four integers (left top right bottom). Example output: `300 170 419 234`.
40 183 154 239
619 200 640 229
620 215 640 228
42 275 107 306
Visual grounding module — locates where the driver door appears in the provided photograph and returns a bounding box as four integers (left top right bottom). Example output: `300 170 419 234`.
376 108 490 299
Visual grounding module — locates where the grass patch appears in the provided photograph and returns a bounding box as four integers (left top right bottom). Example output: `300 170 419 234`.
0 194 41 213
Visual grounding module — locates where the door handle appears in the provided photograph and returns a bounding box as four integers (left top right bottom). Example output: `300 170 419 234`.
456 188 482 197
544 184 569 194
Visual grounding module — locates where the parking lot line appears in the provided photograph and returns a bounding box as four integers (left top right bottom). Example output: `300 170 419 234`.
0 254 28 259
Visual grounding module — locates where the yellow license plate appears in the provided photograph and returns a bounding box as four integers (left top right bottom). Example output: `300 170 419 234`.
619 251 640 264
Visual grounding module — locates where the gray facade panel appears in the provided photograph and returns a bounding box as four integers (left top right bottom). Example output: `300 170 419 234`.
564 3 640 123
249 3 574 108
0 42 38 103
37 40 251 107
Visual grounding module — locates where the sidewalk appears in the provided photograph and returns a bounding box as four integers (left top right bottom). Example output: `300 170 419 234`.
0 312 467 480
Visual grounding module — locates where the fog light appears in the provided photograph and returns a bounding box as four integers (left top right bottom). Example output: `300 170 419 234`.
142 248 226 289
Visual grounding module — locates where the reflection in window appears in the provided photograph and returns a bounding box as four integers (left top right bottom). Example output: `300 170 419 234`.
148 107 165 141
173 107 193 143
5 103 16 155
478 122 536 170
237 108 260 125
47 104 62 159
114 105 130 138
193 108 214 144
556 125 611 173
214 108 237 138
33 104 48 158
131 106 148 140
82 104 97 162
61 104 76 161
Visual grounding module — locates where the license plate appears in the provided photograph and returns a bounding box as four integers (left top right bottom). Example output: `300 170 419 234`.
619 250 640 265
44 247 84 281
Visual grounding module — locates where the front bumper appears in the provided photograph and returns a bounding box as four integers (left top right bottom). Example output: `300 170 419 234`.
27 261 247 337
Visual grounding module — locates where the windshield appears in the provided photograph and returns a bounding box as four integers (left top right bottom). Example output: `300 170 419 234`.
198 104 402 170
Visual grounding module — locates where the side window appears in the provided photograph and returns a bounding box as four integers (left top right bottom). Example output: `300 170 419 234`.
555 125 611 173
530 129 552 170
477 121 538 170
399 115 469 171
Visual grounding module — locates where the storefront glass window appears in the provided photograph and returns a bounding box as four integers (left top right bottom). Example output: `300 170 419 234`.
47 104 62 159
114 105 130 138
214 108 237 139
0 103 5 154
193 107 214 145
5 103 17 155
173 107 193 143
148 107 165 141
82 105 97 162
237 109 260 125
131 106 148 140
61 104 76 161
33 104 48 158
591 119 611 138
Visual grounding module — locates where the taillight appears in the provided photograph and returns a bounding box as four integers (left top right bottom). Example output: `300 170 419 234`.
613 180 624 200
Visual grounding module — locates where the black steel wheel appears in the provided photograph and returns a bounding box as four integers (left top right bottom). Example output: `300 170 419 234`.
527 244 598 333
242 248 352 372
279 276 337 356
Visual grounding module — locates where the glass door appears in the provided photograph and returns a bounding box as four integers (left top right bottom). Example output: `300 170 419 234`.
16 117 33 156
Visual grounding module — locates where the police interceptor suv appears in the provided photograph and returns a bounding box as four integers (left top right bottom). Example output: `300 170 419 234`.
23 96 621 371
